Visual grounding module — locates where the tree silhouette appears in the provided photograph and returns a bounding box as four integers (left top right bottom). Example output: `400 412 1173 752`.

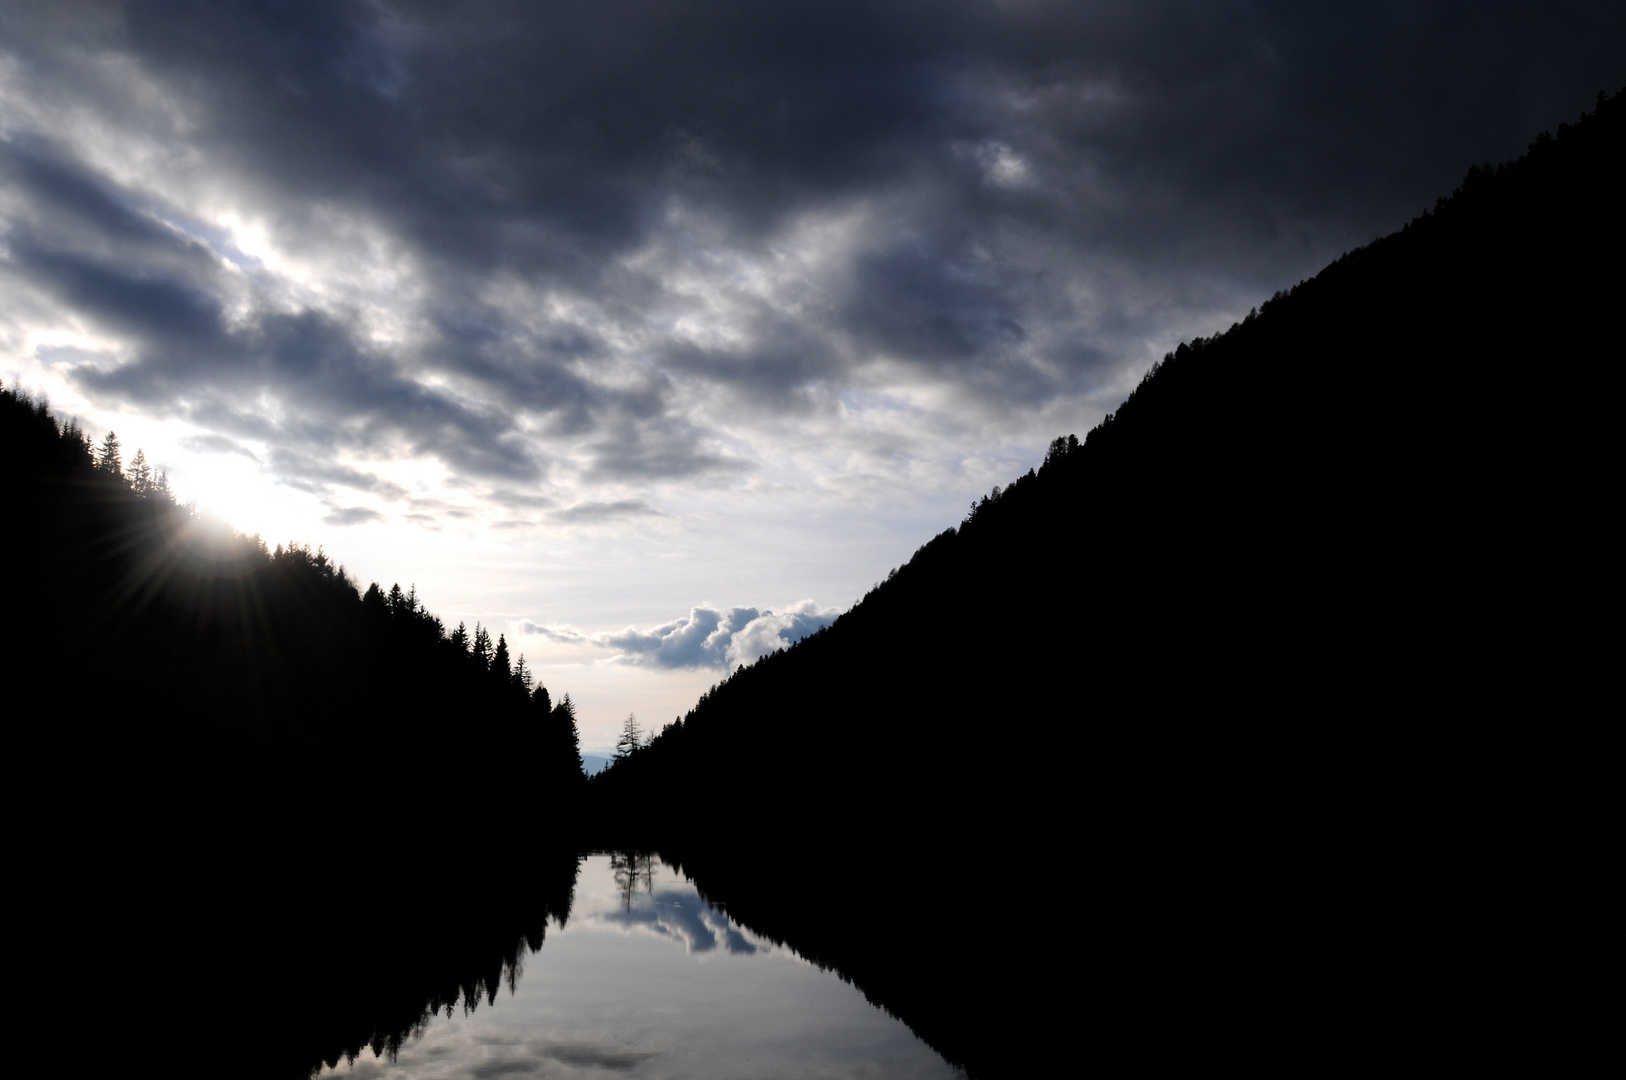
129 449 151 495
96 430 122 476
492 634 512 683
615 713 643 762
609 850 656 911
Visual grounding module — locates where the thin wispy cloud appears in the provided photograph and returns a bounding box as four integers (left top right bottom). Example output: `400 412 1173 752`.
323 506 384 527
553 500 665 525
516 621 591 646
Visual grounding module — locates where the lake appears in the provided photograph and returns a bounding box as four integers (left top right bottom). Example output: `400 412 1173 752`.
316 853 959 1080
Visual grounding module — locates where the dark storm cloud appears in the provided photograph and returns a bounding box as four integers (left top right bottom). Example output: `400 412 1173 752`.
0 138 232 341
4 1 1622 491
583 418 747 481
658 317 848 410
71 302 541 478
0 134 552 483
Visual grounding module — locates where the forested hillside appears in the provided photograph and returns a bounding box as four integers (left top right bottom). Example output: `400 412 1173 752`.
2 385 592 1077
3 384 586 814
590 90 1623 1077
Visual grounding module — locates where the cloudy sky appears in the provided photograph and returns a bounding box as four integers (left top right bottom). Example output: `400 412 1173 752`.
3 2 1621 750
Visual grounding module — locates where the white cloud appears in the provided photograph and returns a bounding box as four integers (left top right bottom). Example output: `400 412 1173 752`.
723 600 840 668
594 601 840 670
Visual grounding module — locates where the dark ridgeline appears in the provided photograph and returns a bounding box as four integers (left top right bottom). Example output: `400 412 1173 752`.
1 389 588 806
1 386 589 1077
591 91 1623 1076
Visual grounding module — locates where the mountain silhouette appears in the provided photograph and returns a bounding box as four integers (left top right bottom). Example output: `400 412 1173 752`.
1 384 591 1078
1 384 587 813
589 89 1623 1077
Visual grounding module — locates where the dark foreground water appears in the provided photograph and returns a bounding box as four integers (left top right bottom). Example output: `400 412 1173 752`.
316 854 958 1080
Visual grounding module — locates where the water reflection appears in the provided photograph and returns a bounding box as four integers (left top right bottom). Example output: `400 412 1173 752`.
609 851 656 910
601 865 758 956
320 853 955 1080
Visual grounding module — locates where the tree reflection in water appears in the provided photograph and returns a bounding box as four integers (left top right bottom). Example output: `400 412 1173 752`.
314 854 956 1080
610 850 657 911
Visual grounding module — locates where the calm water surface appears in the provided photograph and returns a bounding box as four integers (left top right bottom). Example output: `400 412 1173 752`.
319 854 958 1080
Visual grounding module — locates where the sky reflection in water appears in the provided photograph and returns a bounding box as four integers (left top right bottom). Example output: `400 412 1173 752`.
319 854 956 1080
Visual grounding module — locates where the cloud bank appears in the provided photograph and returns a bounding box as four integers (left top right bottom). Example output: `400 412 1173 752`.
4 2 1620 531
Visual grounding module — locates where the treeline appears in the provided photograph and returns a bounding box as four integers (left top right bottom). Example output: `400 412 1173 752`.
589 90 1624 1077
2 383 586 807
84 838 586 1080
2 385 591 1079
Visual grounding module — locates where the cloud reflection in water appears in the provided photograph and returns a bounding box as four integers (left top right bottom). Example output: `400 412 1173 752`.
597 888 761 956
317 854 952 1080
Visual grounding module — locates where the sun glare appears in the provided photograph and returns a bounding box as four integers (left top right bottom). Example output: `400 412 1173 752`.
173 447 321 545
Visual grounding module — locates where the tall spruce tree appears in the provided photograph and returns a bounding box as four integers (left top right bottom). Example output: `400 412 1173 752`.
492 634 512 683
96 430 122 477
129 449 151 495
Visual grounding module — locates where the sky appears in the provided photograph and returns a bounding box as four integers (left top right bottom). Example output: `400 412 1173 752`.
3 2 1622 752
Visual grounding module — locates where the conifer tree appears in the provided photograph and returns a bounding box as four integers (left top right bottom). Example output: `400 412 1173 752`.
554 693 582 774
492 634 512 682
615 713 643 761
57 419 92 466
130 449 152 496
97 431 122 477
